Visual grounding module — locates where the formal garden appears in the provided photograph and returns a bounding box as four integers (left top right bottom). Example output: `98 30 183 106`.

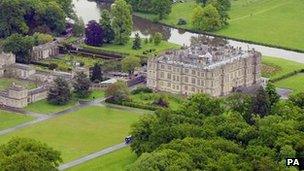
262 56 304 93
134 0 304 51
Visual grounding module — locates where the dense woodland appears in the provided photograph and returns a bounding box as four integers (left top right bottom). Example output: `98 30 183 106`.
127 86 304 170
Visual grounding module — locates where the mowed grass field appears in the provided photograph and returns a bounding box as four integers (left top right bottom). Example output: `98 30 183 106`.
25 99 77 114
136 0 304 50
0 110 33 130
0 106 143 162
69 148 137 171
275 73 304 93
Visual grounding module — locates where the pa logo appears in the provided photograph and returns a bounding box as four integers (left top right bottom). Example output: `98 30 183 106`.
286 158 304 170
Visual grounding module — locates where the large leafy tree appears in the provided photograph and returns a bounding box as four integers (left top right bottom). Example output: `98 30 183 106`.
2 34 35 64
105 81 130 103
152 0 172 20
0 0 70 38
47 77 72 105
0 137 62 171
111 0 133 45
121 56 141 75
251 87 271 117
73 72 92 98
192 4 222 31
90 63 103 82
99 10 115 43
85 20 104 46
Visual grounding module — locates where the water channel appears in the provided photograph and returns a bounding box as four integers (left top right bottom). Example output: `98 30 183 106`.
73 0 304 63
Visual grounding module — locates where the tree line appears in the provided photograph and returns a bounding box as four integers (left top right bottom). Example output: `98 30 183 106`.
127 84 304 170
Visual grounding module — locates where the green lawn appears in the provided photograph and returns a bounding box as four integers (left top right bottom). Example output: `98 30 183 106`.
0 110 33 130
262 57 304 80
82 39 181 57
0 78 37 91
274 73 304 93
0 106 143 162
69 148 137 171
82 89 106 100
130 92 184 110
25 99 77 114
136 0 304 51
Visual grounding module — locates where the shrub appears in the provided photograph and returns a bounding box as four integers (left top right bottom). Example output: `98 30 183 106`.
48 63 58 70
132 86 153 94
177 18 187 25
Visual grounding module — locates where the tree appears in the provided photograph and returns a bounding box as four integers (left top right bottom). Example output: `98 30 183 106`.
33 32 54 45
90 63 103 82
132 33 141 50
265 83 280 107
99 9 115 43
153 32 163 45
126 149 194 171
122 56 141 75
289 92 304 109
182 93 224 118
0 137 62 171
2 34 35 64
111 0 133 45
85 20 104 46
192 4 221 31
152 0 172 20
47 77 72 105
0 0 70 38
105 81 130 103
73 72 92 98
73 17 85 36
152 96 169 108
251 87 271 117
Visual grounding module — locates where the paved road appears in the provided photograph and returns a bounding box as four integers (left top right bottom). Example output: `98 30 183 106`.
0 97 108 136
58 143 129 170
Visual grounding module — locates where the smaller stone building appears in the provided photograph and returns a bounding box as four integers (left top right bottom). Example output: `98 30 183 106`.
31 41 59 61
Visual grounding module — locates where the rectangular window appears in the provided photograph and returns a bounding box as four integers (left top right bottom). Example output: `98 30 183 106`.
191 78 196 84
167 73 171 79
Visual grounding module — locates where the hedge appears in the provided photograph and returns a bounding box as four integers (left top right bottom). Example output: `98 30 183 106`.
270 69 304 83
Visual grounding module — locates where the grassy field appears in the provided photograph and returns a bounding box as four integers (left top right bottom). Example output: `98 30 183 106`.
82 89 106 100
25 99 77 114
274 73 304 93
0 78 37 91
69 148 137 171
0 106 143 162
0 110 33 130
130 91 184 110
136 0 304 50
262 57 304 80
83 39 181 57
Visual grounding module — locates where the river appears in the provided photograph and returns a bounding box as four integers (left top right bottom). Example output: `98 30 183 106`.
73 0 304 63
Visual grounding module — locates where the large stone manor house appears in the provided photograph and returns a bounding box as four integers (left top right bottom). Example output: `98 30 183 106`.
147 43 262 97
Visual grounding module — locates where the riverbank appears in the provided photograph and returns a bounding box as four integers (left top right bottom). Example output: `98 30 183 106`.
134 0 304 53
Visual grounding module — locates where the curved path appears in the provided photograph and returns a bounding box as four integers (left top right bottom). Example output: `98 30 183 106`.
58 143 129 170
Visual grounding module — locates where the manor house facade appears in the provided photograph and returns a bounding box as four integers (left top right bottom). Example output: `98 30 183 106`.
147 44 262 97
